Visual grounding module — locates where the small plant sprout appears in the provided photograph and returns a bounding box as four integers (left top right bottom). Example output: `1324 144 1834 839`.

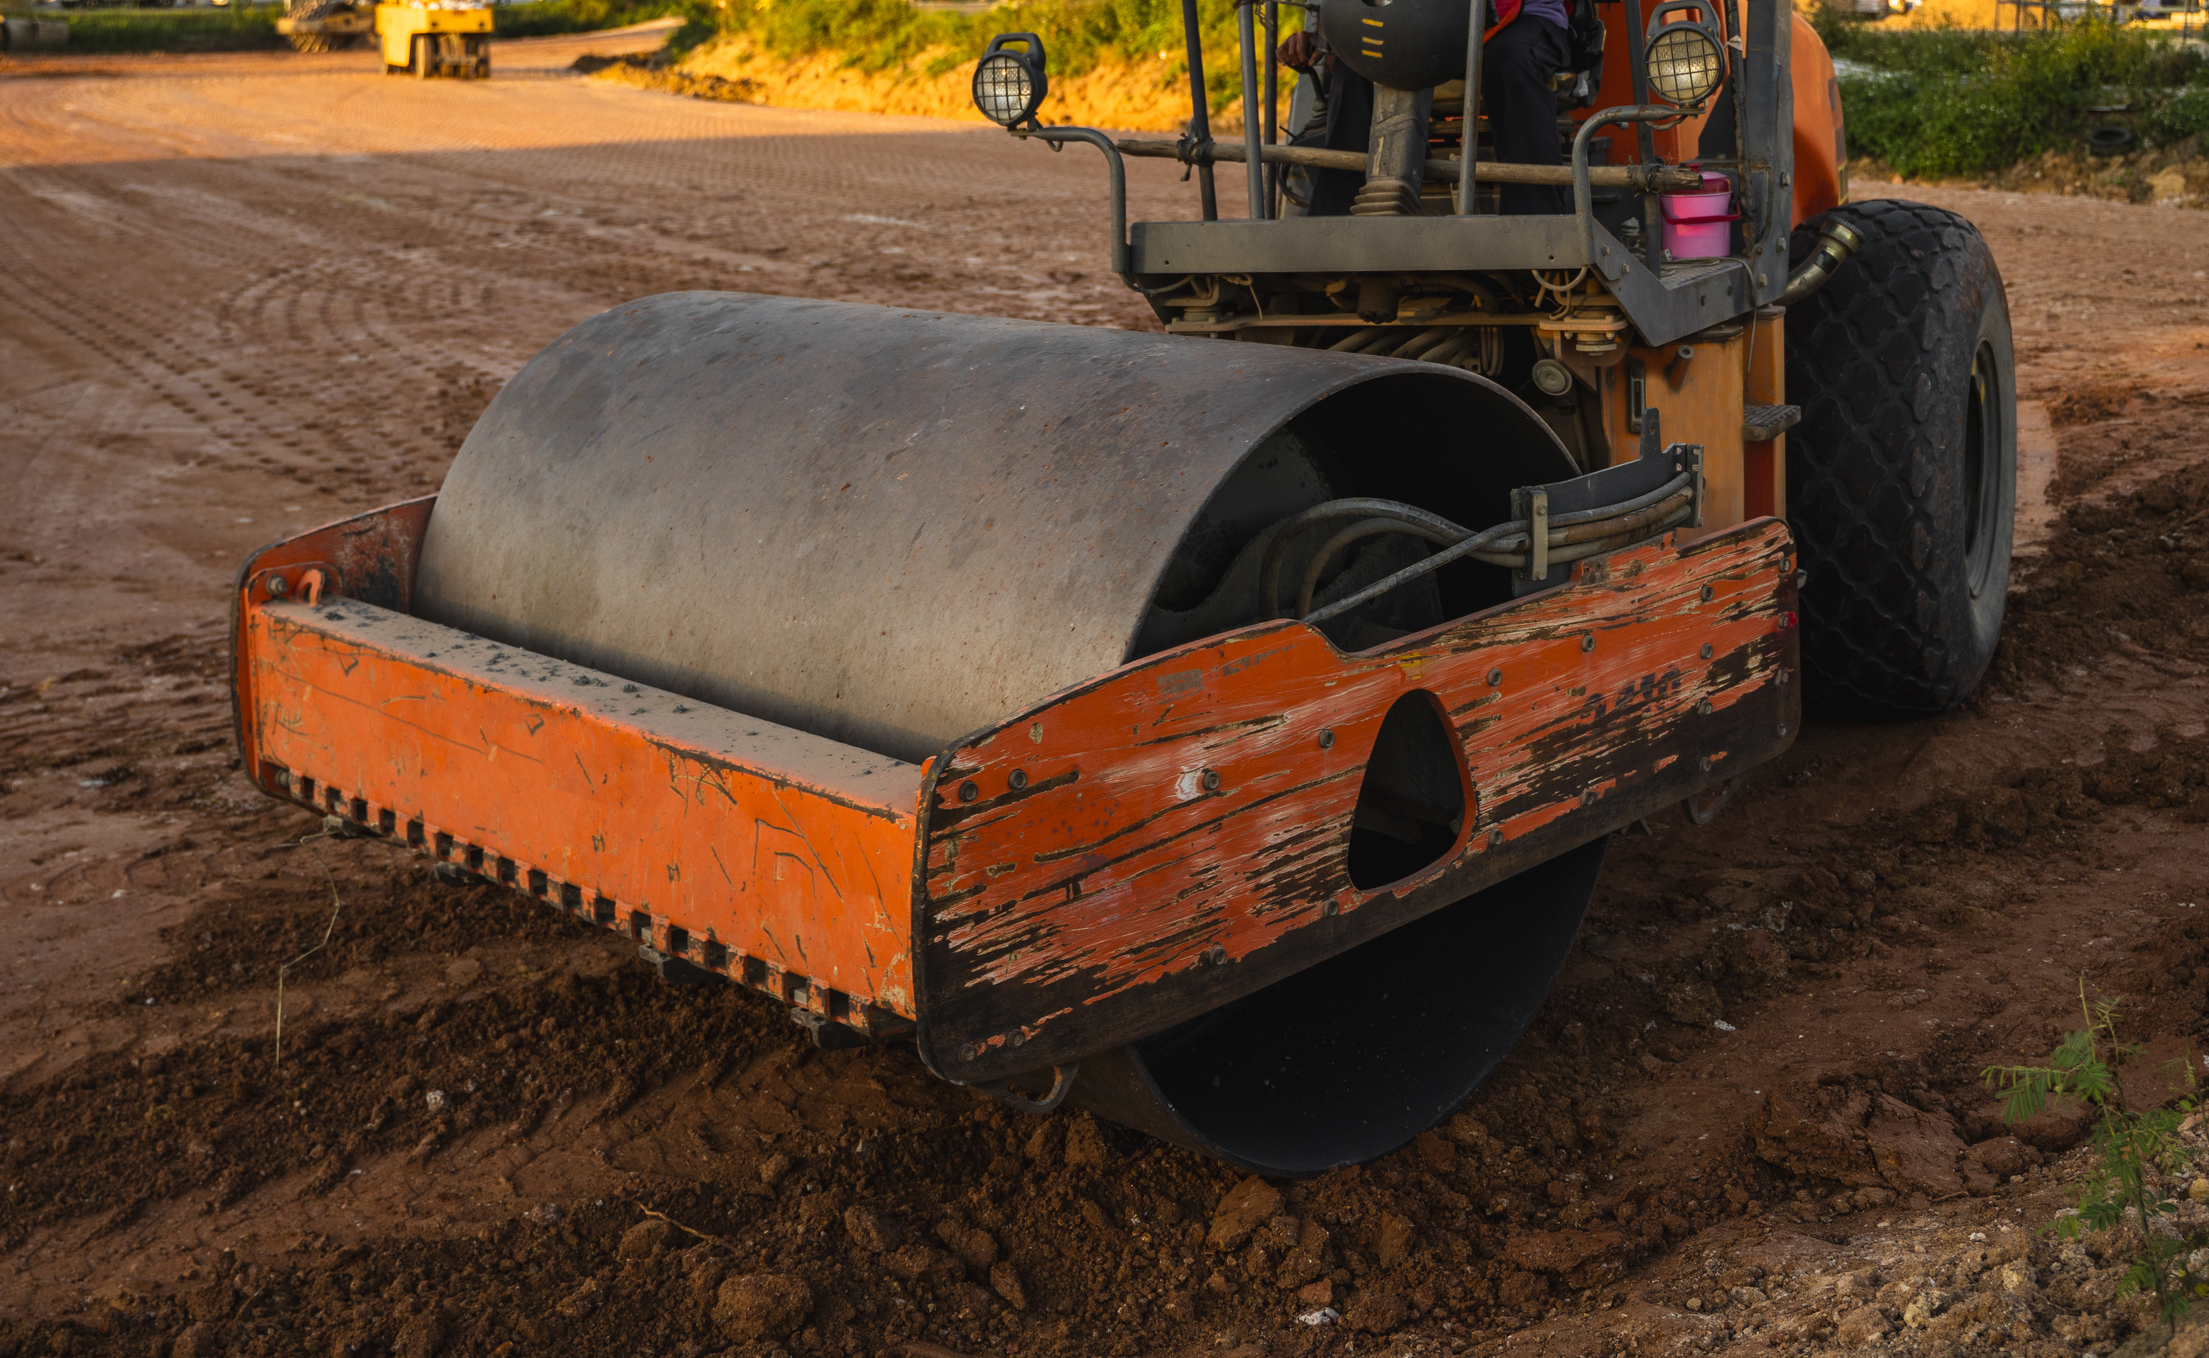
1982 981 2207 1336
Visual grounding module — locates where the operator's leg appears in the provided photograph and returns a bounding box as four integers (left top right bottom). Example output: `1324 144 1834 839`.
1309 63 1374 217
1482 18 1573 215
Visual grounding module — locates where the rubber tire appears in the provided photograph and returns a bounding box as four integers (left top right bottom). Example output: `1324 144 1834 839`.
1784 198 2016 720
284 0 359 53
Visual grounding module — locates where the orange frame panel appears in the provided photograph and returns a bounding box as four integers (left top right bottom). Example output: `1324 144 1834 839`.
914 519 1799 1083
233 502 1798 1069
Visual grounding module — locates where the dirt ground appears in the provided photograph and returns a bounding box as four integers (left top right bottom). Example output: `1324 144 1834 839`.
3 29 2209 1358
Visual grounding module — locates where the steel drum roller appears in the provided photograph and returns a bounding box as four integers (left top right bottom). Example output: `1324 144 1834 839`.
416 293 1573 762
415 292 1597 1173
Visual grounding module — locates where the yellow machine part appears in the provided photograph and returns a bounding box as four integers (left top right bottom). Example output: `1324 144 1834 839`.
376 4 491 72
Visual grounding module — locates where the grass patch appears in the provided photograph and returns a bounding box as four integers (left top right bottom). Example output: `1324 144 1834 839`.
1814 9 2209 179
21 5 285 53
491 0 708 41
713 0 1303 115
1984 986 2206 1334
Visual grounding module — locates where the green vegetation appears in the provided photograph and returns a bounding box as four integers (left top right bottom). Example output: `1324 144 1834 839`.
9 0 708 57
1982 986 2207 1334
1816 10 2209 178
12 0 1279 114
714 0 1301 111
490 0 705 41
32 5 284 53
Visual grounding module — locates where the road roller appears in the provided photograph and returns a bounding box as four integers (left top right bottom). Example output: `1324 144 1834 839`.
279 0 491 76
277 0 374 54
374 1 490 78
230 0 2013 1176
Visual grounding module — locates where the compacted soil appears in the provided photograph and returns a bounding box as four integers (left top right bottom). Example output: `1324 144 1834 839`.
3 32 2209 1358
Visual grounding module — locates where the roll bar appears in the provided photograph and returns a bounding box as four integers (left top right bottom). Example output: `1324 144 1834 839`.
983 0 1794 310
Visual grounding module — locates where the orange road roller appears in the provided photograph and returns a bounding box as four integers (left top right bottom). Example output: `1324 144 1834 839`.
232 0 2012 1176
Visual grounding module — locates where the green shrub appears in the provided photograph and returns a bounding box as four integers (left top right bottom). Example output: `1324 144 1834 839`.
2143 86 2209 143
42 5 284 53
1984 987 2207 1335
713 0 1301 113
1826 16 2208 178
491 0 709 41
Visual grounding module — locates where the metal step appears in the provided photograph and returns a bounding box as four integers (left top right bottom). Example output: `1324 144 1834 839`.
1744 403 1802 442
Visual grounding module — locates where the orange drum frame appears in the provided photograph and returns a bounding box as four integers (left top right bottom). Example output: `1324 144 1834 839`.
233 498 1798 1083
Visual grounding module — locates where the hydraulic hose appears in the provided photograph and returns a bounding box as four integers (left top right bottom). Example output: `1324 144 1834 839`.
1296 517 1461 620
1264 474 1698 626
1260 499 1480 618
1775 219 1864 309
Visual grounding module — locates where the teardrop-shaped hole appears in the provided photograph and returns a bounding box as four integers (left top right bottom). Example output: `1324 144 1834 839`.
1346 689 1467 891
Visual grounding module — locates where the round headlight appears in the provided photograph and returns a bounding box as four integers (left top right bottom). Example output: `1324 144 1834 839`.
973 36 1048 129
1645 22 1725 107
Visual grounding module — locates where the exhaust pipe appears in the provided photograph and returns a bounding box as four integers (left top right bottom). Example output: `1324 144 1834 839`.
1775 218 1864 309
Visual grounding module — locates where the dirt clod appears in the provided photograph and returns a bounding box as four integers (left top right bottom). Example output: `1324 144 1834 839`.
843 1205 903 1252
1205 1177 1282 1251
617 1218 672 1261
394 1309 446 1358
710 1272 814 1342
989 1260 1027 1310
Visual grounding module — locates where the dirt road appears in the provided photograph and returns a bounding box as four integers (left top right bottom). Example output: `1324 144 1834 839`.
3 34 2208 1358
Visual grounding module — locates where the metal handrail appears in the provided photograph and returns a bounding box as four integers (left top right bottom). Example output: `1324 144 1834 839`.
1456 0 1486 214
1180 0 1218 220
1572 105 1678 279
1013 126 1131 277
1236 0 1268 219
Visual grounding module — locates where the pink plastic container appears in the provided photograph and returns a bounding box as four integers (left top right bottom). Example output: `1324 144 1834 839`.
1661 170 1738 261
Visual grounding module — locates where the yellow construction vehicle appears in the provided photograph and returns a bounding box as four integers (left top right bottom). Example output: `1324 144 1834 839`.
278 0 490 76
277 0 373 53
377 2 491 78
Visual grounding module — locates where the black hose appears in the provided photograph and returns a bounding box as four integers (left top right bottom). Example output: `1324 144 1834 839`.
1458 499 1695 567
1326 328 1396 354
1390 327 1456 360
1301 522 1524 628
1267 473 1698 628
1296 517 1460 619
1422 331 1476 367
1259 498 1477 618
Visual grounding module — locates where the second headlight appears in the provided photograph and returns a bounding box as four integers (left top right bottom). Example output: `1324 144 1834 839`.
973 33 1048 128
1643 0 1726 108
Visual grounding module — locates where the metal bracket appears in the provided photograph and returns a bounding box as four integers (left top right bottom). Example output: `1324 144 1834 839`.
1529 490 1550 582
977 1062 1081 1115
1507 411 1695 594
249 561 337 606
1670 442 1706 528
1681 776 1739 826
638 945 714 985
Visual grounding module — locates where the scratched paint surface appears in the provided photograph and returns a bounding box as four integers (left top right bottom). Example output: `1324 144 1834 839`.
244 600 923 1016
919 521 1796 1070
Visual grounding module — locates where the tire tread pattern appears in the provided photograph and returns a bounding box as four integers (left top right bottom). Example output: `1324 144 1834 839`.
1784 198 2006 719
